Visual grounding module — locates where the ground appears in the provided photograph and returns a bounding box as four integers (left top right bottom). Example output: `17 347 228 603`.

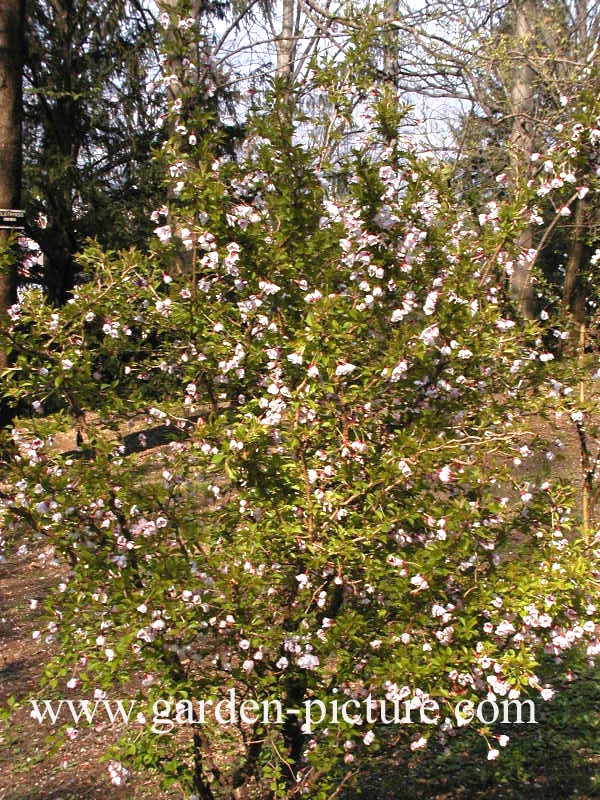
0 545 181 800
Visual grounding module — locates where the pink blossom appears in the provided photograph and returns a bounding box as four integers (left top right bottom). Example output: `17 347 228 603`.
335 362 356 377
438 466 452 483
419 324 439 345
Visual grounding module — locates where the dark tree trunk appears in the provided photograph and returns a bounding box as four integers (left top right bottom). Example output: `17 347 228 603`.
34 223 78 305
0 0 24 341
563 198 587 324
0 0 24 429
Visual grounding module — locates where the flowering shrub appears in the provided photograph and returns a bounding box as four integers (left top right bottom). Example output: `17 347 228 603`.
475 61 600 322
1 23 599 800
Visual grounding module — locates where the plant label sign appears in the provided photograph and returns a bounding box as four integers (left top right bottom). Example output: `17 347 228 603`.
0 209 25 229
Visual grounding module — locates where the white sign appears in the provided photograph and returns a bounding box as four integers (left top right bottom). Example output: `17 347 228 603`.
0 208 25 229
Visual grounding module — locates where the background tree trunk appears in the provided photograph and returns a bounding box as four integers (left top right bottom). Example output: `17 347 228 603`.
563 198 587 323
508 0 537 318
276 0 296 85
0 0 24 358
383 0 399 89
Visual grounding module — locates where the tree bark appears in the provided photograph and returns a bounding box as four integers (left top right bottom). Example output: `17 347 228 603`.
562 197 587 323
509 0 537 318
275 0 296 85
0 0 24 358
383 0 399 89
